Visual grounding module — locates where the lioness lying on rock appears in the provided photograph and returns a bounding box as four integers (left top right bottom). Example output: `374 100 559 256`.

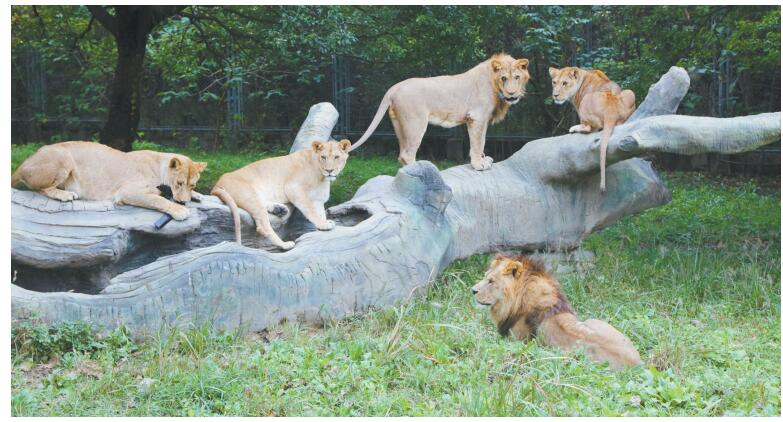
11 141 207 220
350 53 530 171
212 139 351 250
472 254 642 370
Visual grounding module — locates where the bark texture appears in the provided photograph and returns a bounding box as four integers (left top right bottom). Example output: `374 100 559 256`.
88 6 184 151
11 67 781 336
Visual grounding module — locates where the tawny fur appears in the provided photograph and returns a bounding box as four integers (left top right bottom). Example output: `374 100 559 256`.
211 139 351 250
350 54 530 171
11 141 207 220
549 67 636 192
472 254 642 370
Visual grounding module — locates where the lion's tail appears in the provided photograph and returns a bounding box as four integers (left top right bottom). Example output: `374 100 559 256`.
348 87 393 152
11 168 22 187
599 111 618 193
212 186 242 244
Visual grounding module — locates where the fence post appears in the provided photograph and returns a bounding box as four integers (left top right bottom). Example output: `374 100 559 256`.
24 47 46 142
226 56 243 150
331 54 351 137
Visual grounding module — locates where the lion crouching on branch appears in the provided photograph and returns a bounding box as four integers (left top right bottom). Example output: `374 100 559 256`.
211 139 351 251
549 66 636 192
349 53 530 171
472 254 642 370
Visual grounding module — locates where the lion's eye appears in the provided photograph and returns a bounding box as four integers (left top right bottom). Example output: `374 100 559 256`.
501 76 507 82
321 155 327 159
515 75 520 80
562 82 567 86
488 278 494 284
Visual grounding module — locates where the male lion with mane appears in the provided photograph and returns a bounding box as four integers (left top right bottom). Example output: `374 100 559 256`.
472 254 642 370
349 53 530 171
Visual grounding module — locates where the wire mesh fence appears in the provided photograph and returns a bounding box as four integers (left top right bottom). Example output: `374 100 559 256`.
11 48 780 176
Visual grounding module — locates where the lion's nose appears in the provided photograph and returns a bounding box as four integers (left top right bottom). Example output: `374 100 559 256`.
471 287 478 295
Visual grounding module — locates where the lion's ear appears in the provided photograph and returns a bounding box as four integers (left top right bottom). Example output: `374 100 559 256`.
193 161 208 173
548 67 558 78
570 68 579 79
169 157 183 170
311 140 324 152
339 139 351 152
503 261 524 279
515 58 529 71
491 58 503 73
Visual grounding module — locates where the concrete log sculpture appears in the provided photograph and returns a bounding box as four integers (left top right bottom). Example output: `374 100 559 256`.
11 67 781 336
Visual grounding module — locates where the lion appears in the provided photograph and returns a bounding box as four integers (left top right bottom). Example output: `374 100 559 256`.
349 53 530 171
549 66 636 192
11 141 207 220
211 139 351 250
472 254 642 370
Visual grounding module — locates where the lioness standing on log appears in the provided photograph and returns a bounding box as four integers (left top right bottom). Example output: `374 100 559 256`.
549 67 636 192
212 139 351 251
349 54 530 171
472 254 642 370
11 141 207 220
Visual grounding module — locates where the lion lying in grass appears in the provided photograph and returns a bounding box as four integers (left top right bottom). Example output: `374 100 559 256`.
472 254 642 370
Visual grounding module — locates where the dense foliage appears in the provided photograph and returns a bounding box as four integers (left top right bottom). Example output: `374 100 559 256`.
11 6 781 147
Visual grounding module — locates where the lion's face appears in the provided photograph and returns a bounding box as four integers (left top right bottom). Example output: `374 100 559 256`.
311 139 351 182
549 67 582 105
166 157 207 202
471 256 524 306
491 56 530 105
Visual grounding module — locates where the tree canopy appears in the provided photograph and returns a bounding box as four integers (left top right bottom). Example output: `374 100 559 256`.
11 5 781 149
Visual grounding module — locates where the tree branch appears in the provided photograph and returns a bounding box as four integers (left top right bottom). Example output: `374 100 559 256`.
70 14 95 52
520 67 780 182
148 5 187 28
86 6 117 37
31 6 50 39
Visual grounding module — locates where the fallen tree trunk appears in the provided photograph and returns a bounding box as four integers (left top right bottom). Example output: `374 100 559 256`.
11 67 781 336
10 104 341 291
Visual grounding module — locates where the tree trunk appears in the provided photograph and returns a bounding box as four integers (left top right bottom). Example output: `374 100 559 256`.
100 10 149 151
87 6 185 151
11 67 782 336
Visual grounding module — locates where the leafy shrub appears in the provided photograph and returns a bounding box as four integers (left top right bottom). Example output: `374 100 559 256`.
12 321 137 363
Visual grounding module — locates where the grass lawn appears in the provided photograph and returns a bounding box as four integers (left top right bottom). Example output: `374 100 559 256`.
10 142 781 416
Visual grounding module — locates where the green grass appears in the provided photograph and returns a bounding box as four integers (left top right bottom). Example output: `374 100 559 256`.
10 142 780 416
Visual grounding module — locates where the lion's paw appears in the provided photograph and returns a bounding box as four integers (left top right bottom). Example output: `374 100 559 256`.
470 156 493 171
168 204 190 221
569 124 592 133
280 241 295 250
61 191 79 201
317 220 336 231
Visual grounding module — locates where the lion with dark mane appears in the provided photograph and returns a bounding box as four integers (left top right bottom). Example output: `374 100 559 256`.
472 253 642 370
